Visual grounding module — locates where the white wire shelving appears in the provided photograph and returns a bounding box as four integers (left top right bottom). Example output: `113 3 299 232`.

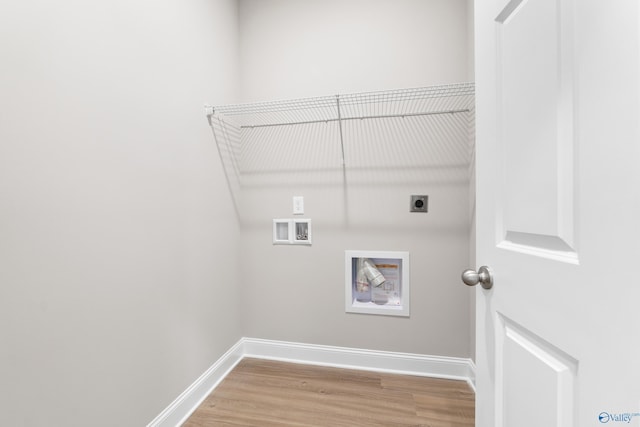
206 83 475 217
208 82 474 130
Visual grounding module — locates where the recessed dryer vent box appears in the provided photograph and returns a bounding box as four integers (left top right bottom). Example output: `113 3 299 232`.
410 195 428 212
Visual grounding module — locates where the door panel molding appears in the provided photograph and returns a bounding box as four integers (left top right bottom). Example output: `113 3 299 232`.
498 231 579 264
495 0 577 261
495 313 578 427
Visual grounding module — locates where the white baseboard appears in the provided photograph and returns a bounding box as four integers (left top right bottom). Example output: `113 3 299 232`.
242 338 475 387
146 339 244 427
148 337 476 427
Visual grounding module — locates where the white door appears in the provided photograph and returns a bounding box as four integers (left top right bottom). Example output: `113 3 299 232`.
474 1 640 426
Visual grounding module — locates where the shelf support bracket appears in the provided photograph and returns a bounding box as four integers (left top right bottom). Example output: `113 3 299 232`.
336 94 349 225
336 95 346 166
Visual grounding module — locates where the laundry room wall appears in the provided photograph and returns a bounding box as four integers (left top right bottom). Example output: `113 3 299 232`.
236 0 475 358
0 1 242 425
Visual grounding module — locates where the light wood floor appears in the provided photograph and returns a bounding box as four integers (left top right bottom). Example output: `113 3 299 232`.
183 358 474 427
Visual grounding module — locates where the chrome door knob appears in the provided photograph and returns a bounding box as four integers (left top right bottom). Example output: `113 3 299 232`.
461 266 493 289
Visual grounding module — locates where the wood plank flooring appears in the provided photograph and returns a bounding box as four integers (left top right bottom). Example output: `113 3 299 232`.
183 358 474 427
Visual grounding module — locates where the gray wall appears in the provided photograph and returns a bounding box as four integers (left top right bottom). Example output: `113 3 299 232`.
237 0 474 357
239 0 473 101
0 1 242 425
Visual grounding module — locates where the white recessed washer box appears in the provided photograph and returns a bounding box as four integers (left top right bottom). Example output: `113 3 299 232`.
273 219 312 245
292 219 311 245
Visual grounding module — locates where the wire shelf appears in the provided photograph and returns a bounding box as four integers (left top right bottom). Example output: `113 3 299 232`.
206 83 475 220
209 82 474 129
